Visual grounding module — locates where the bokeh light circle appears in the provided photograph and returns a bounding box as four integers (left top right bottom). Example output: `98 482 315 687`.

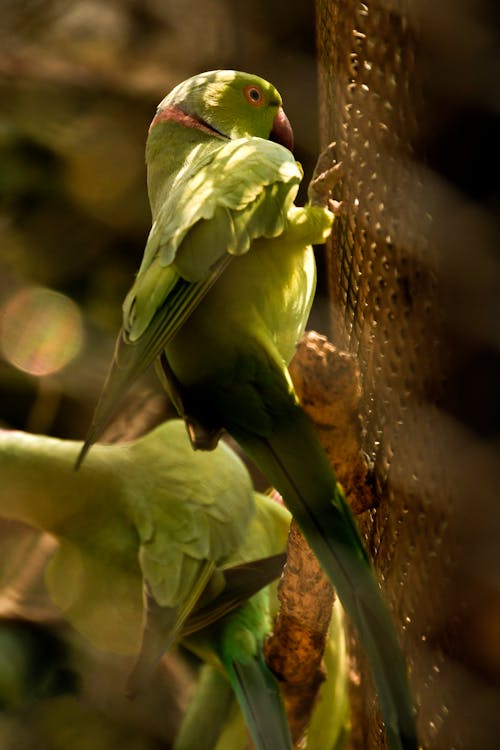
0 286 84 376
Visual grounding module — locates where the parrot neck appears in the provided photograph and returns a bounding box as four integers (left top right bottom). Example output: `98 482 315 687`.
149 105 228 141
146 121 222 220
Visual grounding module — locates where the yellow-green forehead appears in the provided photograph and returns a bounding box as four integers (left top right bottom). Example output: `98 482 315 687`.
163 69 282 108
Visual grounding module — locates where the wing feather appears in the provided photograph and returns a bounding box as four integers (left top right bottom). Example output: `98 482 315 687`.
78 137 302 462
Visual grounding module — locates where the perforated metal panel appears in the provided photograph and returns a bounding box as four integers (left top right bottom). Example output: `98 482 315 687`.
316 2 500 749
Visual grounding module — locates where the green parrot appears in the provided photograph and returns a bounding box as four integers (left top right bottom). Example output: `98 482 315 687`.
175 486 293 750
0 422 292 750
175 598 349 750
77 70 417 750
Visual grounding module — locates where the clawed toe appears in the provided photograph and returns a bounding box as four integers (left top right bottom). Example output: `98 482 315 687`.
308 144 344 208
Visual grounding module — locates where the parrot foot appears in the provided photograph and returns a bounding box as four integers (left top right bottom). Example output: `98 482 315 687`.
186 418 222 451
308 142 344 212
157 353 222 450
312 141 339 178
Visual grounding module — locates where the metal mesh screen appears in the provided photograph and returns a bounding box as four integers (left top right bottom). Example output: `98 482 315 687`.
316 2 500 749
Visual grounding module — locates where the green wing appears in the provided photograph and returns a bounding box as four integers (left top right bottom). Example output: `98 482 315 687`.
179 493 292 750
125 422 257 692
181 553 286 636
77 138 302 465
128 423 255 608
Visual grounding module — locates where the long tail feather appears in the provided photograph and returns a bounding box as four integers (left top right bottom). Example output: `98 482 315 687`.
173 665 236 750
226 650 292 750
182 554 286 637
234 405 417 750
77 257 233 469
75 333 146 469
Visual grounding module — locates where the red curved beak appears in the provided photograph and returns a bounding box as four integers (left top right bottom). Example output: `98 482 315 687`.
270 107 294 152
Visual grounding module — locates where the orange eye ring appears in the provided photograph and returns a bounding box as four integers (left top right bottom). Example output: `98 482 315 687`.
244 85 264 106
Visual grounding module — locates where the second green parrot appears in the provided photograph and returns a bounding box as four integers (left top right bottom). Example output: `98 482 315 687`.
175 597 349 750
77 70 417 750
0 422 292 750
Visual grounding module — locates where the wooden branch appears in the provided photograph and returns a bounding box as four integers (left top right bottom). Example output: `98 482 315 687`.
289 331 374 516
265 519 334 744
265 330 373 746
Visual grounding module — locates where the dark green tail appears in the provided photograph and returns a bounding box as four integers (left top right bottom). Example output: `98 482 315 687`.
226 650 292 750
233 404 418 750
173 665 236 750
174 657 291 750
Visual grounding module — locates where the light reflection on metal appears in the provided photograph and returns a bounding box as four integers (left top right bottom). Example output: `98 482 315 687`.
0 287 84 376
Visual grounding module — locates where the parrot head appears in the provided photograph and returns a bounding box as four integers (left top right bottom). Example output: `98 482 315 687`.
150 69 294 151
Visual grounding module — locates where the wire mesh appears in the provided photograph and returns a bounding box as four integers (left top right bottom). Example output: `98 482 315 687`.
316 1 500 749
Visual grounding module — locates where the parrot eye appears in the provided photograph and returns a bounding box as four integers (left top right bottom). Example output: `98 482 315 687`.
244 85 264 106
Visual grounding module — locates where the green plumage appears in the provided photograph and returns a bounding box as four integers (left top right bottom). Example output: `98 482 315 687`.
78 70 417 749
0 422 292 749
181 491 292 750
175 565 350 750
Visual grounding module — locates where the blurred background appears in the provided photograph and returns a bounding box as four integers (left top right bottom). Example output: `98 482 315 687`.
0 0 324 441
1 1 499 749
